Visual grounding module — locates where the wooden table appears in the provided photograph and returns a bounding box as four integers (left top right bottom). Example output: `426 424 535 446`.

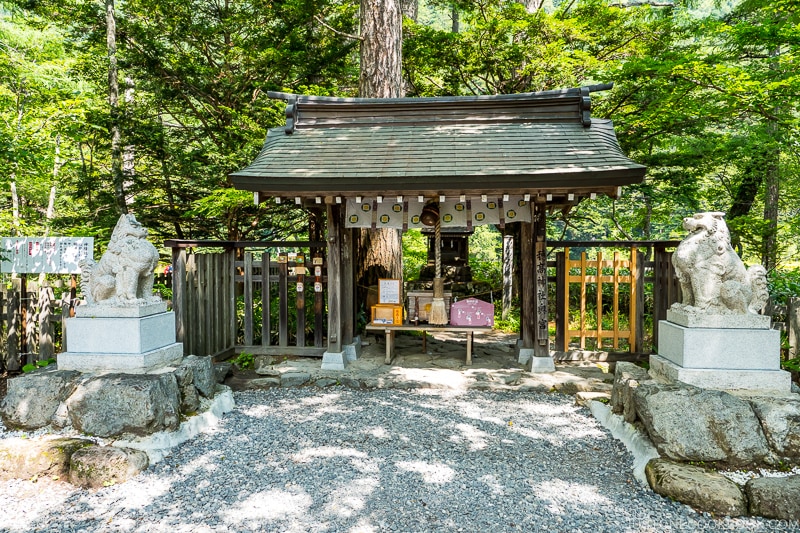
365 323 493 365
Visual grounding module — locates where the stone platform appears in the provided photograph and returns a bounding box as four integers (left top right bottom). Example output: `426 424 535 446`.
58 302 183 374
651 315 791 393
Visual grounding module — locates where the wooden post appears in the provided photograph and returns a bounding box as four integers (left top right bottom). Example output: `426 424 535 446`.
25 283 36 360
555 251 565 351
634 249 645 353
532 200 548 356
341 221 354 346
227 249 237 352
278 253 289 347
172 247 186 350
262 252 271 347
243 252 254 346
327 203 343 354
789 297 800 359
502 233 513 321
520 219 534 349
296 261 306 347
38 286 54 360
7 290 19 372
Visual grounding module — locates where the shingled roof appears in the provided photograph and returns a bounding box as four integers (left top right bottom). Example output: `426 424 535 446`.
230 86 646 206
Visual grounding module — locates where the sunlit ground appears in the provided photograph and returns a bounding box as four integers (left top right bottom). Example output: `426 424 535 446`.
1 389 793 532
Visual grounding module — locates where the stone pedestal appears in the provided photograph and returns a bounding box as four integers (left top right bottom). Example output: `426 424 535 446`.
58 303 183 374
650 312 790 393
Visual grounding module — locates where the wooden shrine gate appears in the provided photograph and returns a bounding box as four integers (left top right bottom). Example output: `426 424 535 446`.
168 240 328 359
551 241 680 354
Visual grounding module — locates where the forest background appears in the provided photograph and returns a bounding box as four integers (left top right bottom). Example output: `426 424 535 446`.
1 0 799 298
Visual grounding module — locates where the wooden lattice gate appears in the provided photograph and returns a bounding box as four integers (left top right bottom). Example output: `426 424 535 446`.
558 247 644 352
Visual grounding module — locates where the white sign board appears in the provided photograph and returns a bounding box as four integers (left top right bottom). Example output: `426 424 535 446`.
1 237 94 274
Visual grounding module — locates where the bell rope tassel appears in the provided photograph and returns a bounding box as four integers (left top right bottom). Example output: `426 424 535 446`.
429 218 448 325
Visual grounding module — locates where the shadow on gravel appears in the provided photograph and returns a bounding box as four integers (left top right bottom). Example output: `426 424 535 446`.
9 389 799 533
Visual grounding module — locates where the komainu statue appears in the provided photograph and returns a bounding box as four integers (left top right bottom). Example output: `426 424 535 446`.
672 212 768 314
80 214 161 306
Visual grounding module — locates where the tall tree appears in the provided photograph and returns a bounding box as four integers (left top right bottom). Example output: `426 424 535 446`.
356 0 404 292
105 0 127 215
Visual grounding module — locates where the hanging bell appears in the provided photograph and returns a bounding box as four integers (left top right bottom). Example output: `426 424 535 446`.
420 203 439 227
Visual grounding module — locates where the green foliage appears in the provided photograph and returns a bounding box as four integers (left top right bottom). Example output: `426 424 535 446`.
231 352 254 371
22 358 57 373
402 229 428 281
768 269 800 307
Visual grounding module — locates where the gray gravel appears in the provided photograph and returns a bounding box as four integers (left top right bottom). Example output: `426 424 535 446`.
2 388 799 532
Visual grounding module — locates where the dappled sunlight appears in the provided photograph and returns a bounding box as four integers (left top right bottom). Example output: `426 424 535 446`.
362 426 390 440
448 422 489 451
396 460 455 484
478 474 505 496
177 450 223 477
388 367 469 389
323 477 379 519
348 517 379 533
531 479 613 514
220 487 314 525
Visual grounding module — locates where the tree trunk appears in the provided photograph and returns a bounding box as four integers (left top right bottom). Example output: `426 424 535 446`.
10 178 19 236
401 0 417 21
359 0 403 99
357 0 404 307
106 0 127 215
451 6 459 33
762 135 779 270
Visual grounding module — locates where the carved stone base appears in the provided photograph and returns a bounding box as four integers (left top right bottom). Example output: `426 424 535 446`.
65 312 177 354
658 321 780 370
649 354 791 393
58 343 184 374
321 351 347 371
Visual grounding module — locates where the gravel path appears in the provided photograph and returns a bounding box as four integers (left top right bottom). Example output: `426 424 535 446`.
2 388 799 532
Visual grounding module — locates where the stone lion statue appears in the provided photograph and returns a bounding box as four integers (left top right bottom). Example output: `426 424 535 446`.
672 212 768 314
80 214 161 306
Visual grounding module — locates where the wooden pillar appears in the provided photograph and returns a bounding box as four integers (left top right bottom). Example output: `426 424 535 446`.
502 233 513 321
532 200 549 356
520 219 534 349
326 203 343 354
172 247 186 347
341 218 355 346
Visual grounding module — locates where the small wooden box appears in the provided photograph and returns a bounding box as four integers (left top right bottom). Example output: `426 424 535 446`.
371 304 403 325
407 290 452 323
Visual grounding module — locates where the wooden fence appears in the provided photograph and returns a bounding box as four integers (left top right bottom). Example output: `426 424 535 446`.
0 279 79 372
8 239 800 368
168 240 328 359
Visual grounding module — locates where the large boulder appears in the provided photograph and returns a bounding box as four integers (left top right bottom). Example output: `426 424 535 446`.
748 396 800 460
66 373 180 437
179 355 216 397
69 445 149 489
610 361 650 423
173 365 200 414
633 382 770 466
0 369 81 430
746 475 800 520
0 437 93 481
645 458 747 517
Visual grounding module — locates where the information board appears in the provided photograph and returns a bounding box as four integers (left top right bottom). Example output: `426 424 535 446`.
378 278 401 304
1 237 94 274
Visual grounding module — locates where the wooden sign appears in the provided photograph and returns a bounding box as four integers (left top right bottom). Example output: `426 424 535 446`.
296 282 304 292
314 282 323 293
312 257 323 265
315 266 322 277
277 255 288 264
450 298 494 327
